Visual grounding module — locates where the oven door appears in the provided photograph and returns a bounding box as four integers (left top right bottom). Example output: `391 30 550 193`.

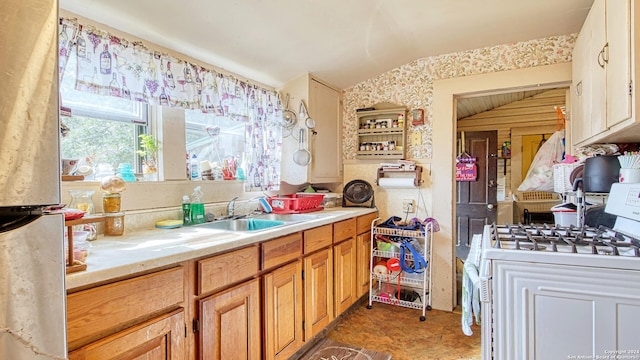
479 254 492 360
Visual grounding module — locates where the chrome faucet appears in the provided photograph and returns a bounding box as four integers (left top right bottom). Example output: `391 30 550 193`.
227 197 239 217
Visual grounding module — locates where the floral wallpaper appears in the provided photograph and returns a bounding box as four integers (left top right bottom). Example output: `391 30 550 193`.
342 34 576 160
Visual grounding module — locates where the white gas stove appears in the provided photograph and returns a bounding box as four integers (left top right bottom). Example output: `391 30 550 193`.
479 183 640 359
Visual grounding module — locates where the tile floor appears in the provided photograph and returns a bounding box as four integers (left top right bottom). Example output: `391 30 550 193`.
323 302 481 360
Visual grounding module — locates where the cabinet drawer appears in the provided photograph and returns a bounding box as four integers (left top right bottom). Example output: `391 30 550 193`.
356 212 378 234
333 218 356 243
198 246 259 295
69 309 186 360
262 233 302 270
303 224 333 254
67 266 184 350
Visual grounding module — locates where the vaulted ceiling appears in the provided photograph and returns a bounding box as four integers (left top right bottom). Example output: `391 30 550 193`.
60 0 593 90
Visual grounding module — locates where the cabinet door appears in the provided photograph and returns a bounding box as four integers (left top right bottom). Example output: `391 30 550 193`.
308 79 342 183
334 238 357 316
589 0 607 138
605 0 632 127
68 309 186 360
493 261 640 359
356 231 371 297
571 25 589 145
199 279 261 360
304 248 334 340
264 261 303 360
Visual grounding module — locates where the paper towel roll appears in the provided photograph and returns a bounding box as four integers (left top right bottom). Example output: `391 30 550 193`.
378 177 416 188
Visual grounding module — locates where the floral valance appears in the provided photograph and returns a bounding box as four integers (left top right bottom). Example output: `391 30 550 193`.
58 17 284 192
58 18 278 117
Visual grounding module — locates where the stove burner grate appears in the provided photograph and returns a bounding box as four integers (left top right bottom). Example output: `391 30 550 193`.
490 223 640 257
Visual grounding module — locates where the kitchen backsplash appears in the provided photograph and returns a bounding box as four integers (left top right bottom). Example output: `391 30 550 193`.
342 34 576 160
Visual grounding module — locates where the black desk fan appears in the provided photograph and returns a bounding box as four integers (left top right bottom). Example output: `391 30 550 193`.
342 180 375 208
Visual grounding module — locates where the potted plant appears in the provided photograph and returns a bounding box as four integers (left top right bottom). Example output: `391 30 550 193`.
137 134 158 179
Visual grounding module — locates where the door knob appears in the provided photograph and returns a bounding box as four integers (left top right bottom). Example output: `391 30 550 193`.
487 204 495 210
488 180 497 188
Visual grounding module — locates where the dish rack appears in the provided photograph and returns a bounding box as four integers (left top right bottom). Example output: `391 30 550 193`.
367 218 433 321
267 194 325 214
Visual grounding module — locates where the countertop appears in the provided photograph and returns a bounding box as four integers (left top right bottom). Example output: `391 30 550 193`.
66 207 378 291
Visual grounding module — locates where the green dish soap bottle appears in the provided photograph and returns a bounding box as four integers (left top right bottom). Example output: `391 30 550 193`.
182 195 192 226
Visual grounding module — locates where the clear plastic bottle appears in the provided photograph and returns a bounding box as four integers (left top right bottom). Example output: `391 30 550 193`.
190 186 205 224
182 195 192 226
190 154 201 180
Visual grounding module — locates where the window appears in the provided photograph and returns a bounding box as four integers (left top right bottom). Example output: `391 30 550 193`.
59 53 150 179
185 110 246 177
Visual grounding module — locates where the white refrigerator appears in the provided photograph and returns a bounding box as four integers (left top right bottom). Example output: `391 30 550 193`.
0 0 68 358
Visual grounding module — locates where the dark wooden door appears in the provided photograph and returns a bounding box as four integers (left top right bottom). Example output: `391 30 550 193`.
456 130 498 260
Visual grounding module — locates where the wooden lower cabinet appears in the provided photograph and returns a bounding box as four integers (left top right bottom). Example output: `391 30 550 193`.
333 238 357 316
263 260 304 360
303 247 334 340
198 279 261 360
356 230 372 297
68 309 186 360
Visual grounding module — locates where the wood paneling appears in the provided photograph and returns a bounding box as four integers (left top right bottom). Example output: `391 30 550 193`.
457 88 567 131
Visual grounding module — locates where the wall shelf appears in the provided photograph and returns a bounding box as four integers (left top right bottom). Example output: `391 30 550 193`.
356 104 407 160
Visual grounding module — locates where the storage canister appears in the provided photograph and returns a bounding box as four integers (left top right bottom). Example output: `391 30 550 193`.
583 155 620 193
104 212 125 236
102 193 121 213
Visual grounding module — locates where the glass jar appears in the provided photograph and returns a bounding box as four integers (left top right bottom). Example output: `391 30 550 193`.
68 190 97 240
68 190 95 214
104 212 125 236
102 193 121 213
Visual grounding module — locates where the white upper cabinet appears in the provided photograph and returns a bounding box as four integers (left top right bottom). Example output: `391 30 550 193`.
605 0 632 127
571 0 635 148
280 74 342 185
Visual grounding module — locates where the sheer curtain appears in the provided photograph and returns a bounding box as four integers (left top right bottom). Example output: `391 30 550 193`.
59 18 282 191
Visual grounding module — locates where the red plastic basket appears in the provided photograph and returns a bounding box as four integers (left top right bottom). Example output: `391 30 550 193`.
267 194 325 214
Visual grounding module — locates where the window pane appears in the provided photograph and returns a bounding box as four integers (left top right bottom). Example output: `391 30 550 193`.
185 110 246 171
60 49 146 124
59 49 149 180
60 115 138 173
